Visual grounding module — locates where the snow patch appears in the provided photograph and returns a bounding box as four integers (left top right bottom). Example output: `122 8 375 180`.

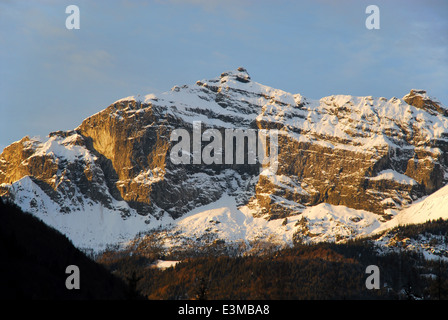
30 135 97 163
370 169 417 185
152 260 180 270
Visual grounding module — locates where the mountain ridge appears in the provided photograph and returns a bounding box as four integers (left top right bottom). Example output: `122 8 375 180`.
1 68 448 252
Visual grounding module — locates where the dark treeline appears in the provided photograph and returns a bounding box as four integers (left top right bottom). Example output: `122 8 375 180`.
98 222 448 300
0 198 142 300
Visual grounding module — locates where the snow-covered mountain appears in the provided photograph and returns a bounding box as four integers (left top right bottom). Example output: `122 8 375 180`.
1 68 448 252
379 183 448 230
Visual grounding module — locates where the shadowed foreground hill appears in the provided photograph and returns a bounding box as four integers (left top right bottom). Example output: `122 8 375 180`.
0 198 140 300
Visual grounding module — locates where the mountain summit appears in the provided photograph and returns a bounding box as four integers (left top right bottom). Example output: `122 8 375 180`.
1 69 448 250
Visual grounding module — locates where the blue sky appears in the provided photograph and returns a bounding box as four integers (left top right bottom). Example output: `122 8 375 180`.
1 0 447 152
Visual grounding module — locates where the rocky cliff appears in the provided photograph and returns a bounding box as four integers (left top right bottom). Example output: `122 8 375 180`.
1 68 448 250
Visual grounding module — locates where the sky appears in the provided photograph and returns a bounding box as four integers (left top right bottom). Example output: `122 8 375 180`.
1 0 447 152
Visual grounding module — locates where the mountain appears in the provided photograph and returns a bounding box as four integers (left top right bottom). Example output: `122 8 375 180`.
1 68 448 252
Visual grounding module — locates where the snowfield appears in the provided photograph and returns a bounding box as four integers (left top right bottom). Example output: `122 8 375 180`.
6 174 447 254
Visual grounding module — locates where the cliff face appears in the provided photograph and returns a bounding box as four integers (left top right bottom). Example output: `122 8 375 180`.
1 68 448 248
